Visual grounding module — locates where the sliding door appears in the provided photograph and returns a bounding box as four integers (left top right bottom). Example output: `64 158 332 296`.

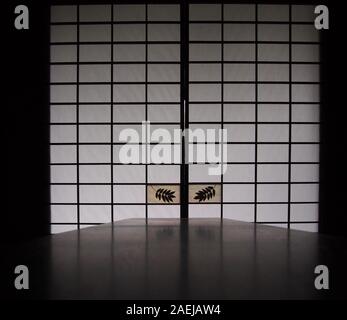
50 4 181 233
187 4 320 232
50 3 320 233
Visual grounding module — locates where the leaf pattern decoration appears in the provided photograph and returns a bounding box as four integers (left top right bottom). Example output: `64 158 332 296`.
155 188 176 203
194 186 216 202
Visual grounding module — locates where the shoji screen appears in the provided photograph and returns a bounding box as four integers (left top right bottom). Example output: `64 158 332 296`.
50 3 320 234
188 4 223 218
50 4 181 233
188 4 320 232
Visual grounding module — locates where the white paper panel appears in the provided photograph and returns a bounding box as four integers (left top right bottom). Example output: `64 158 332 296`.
224 4 255 21
80 185 111 203
80 25 111 42
114 5 145 21
223 204 254 222
51 5 77 22
51 205 77 223
79 5 111 22
291 184 319 202
79 105 110 123
257 164 288 182
114 185 146 203
148 4 180 21
189 204 221 218
257 204 288 222
224 164 255 182
79 145 111 163
190 4 221 21
80 205 111 223
51 105 76 123
79 165 111 183
290 204 319 222
148 205 180 218
114 165 145 183
51 225 77 234
51 165 77 183
113 205 146 221
257 184 288 202
189 164 222 183
290 223 318 232
51 145 77 164
51 185 77 203
257 145 289 163
258 5 289 21
227 145 255 162
291 145 319 163
148 165 180 183
224 185 254 202
51 45 77 62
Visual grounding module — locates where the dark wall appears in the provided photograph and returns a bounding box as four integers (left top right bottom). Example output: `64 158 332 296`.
319 1 347 237
4 1 50 242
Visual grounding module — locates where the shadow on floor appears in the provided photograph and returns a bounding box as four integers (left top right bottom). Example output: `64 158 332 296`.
1 219 347 299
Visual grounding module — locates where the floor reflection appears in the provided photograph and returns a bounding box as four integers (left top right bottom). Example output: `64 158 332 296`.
2 219 346 299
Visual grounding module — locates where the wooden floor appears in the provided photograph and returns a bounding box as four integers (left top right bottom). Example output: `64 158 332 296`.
1 219 347 299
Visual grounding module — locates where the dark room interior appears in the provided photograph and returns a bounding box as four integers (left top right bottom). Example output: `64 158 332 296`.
3 0 347 303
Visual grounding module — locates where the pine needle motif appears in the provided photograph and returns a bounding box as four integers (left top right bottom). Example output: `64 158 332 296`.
155 188 176 203
194 186 216 202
